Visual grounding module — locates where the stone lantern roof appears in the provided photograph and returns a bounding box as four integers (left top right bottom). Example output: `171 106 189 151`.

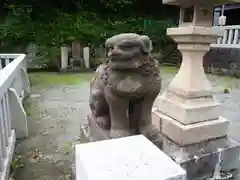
162 0 240 6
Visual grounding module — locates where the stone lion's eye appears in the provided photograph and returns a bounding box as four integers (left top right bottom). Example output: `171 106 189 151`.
119 44 133 50
118 41 136 49
123 46 132 50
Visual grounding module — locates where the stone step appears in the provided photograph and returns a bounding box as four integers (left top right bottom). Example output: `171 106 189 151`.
75 135 186 180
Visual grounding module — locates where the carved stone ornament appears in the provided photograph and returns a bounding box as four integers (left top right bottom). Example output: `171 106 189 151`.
89 33 161 139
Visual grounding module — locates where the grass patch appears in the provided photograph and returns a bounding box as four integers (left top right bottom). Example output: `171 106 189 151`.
209 73 239 81
28 67 178 88
29 72 93 87
23 98 33 116
160 66 178 74
23 97 40 116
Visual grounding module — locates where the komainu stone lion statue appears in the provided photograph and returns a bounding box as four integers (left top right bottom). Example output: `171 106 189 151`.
89 33 161 139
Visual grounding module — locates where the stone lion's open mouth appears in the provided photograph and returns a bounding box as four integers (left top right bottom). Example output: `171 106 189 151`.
110 50 140 62
108 58 143 70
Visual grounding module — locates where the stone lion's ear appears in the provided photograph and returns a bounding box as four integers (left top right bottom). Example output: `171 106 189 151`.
148 40 153 52
139 35 153 53
137 39 150 54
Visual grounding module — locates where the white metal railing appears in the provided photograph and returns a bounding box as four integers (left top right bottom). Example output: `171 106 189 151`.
211 25 240 48
0 54 30 180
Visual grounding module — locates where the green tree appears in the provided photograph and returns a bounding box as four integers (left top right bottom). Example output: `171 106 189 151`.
0 0 179 68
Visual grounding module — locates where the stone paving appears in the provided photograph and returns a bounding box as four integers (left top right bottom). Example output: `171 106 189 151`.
13 71 240 180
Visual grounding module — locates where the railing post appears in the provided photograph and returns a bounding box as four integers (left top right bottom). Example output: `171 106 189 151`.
0 100 7 159
3 93 11 139
5 58 10 66
21 68 30 97
23 55 30 96
233 29 239 44
1 98 9 147
227 29 233 44
9 88 28 138
217 37 222 44
0 135 3 173
222 30 228 44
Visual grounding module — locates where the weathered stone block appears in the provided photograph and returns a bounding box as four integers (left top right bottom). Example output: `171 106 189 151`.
160 113 229 146
75 135 186 180
160 135 240 180
156 94 221 125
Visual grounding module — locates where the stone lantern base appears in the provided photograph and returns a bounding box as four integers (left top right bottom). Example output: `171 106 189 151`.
159 132 240 180
154 105 229 145
152 110 240 180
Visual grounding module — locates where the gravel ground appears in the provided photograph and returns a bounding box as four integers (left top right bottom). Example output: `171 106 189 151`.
13 71 240 180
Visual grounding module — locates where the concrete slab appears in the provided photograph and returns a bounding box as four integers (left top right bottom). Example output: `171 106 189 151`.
75 135 186 180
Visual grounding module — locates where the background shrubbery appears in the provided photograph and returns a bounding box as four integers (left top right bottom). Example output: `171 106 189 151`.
0 0 180 69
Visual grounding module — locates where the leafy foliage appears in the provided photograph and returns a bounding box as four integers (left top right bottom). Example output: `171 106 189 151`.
0 0 179 68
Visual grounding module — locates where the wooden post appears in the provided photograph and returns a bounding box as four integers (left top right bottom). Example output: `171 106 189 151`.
61 46 68 69
83 47 90 68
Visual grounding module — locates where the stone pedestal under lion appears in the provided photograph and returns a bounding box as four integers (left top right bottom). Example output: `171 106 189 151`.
82 33 162 147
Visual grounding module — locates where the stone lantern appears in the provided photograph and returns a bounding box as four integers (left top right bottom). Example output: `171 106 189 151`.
155 1 239 146
152 0 240 179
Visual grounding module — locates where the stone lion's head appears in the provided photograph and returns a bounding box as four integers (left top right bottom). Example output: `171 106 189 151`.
105 33 153 70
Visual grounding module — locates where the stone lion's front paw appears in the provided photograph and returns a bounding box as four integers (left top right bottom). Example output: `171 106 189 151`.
110 129 132 138
96 116 110 129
